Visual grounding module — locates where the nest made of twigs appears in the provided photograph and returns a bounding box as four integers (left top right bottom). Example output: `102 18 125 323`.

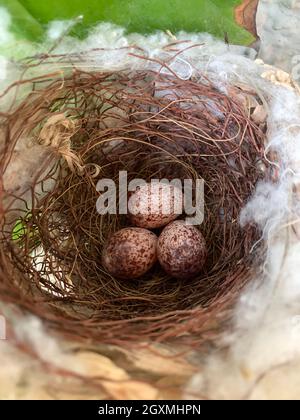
0 54 269 348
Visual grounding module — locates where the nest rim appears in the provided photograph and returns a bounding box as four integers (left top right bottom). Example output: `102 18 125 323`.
0 54 269 348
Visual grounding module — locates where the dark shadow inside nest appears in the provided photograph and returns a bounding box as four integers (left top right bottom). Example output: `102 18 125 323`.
0 68 268 345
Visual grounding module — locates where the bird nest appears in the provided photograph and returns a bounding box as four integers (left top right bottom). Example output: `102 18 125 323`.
0 53 269 349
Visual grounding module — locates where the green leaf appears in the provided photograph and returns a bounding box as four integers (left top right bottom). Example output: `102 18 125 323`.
12 213 41 251
0 0 43 40
0 0 254 46
12 217 27 242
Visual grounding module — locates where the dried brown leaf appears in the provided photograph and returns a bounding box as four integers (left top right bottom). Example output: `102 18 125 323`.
235 0 259 38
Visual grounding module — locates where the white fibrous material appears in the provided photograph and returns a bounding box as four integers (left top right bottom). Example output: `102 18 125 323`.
0 8 16 95
186 70 300 400
0 56 7 81
0 307 89 378
46 20 78 41
257 0 300 74
0 7 13 45
1 8 300 399
31 245 74 298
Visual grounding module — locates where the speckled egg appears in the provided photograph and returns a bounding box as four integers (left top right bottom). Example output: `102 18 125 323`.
128 182 183 229
102 227 158 279
157 220 207 279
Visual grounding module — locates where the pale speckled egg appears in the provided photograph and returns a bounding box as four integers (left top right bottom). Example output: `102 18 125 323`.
102 227 158 279
128 182 183 229
157 220 207 279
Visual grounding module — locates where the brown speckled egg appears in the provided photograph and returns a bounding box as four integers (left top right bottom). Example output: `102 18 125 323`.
128 182 182 229
102 227 157 279
157 220 207 279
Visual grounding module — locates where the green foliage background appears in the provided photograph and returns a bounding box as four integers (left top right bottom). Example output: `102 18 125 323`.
0 0 254 45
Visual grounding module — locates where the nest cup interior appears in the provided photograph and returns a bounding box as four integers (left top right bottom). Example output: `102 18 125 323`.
0 64 267 346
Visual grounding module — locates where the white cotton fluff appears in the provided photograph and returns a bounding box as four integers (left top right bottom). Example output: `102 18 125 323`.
186 65 300 400
0 7 13 45
0 55 7 81
2 8 300 399
256 0 300 74
0 305 89 379
0 8 17 98
46 20 76 41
